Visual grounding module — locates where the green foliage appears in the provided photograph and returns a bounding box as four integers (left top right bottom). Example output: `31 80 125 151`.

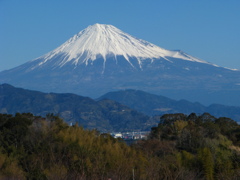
1 112 240 179
177 150 195 169
146 113 240 179
0 113 148 179
198 147 214 180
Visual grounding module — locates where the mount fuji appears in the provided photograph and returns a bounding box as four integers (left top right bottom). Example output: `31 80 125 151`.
0 24 240 106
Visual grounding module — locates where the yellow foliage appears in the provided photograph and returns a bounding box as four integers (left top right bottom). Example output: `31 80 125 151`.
44 164 67 180
177 150 195 168
172 120 188 135
0 152 6 169
0 157 25 180
198 147 214 180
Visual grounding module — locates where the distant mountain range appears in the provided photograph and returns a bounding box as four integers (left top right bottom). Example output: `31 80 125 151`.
0 84 239 132
0 84 150 132
99 89 240 121
0 24 239 106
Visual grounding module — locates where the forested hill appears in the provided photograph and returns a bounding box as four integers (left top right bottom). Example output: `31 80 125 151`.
1 84 240 132
0 113 240 179
0 84 150 132
99 89 240 121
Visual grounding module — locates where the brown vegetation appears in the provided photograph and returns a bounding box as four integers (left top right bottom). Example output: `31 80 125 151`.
0 112 240 179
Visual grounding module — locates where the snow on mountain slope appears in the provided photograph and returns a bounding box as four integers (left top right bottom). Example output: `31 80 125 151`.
31 23 209 70
1 23 239 107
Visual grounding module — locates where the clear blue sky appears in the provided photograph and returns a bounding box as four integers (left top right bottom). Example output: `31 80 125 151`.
1 0 240 71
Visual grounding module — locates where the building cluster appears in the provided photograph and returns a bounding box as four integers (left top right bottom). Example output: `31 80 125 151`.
111 131 149 140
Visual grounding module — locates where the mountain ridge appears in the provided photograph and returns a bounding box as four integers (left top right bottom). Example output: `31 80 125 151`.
0 24 239 106
1 84 240 125
0 83 150 132
99 89 240 121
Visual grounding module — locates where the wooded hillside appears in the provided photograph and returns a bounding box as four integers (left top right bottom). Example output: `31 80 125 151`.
0 113 240 179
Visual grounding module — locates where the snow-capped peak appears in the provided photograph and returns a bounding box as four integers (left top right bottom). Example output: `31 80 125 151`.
34 23 209 68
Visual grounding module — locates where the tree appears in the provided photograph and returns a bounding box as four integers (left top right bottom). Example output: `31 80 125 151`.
198 147 214 180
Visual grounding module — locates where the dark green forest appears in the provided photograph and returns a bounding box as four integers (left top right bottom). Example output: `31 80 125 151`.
0 113 240 179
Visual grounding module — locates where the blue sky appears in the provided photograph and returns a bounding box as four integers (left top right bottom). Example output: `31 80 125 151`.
1 0 240 71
